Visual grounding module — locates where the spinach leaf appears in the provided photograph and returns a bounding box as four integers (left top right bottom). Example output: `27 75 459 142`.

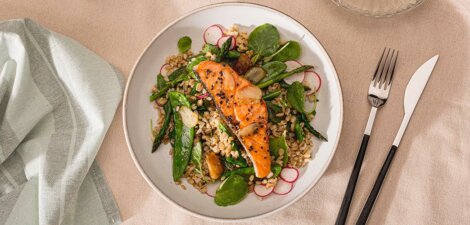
272 41 301 62
156 74 168 90
168 92 194 181
191 141 203 175
271 164 282 177
177 36 192 53
269 131 288 166
214 175 248 206
294 119 304 142
266 102 283 124
202 43 219 54
248 23 280 63
262 61 286 79
286 81 305 113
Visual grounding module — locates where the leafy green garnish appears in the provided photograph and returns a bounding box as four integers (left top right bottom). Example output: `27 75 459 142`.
177 36 192 53
262 61 286 79
269 131 288 166
266 102 283 124
156 74 168 90
294 119 304 142
214 175 248 206
272 41 301 62
248 23 280 63
286 81 305 113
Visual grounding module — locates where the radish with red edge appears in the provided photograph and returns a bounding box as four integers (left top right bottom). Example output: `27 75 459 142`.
217 36 236 50
197 93 209 99
254 184 274 197
283 60 305 84
160 64 174 76
273 179 293 195
280 167 299 183
302 71 322 94
205 182 219 197
203 25 224 45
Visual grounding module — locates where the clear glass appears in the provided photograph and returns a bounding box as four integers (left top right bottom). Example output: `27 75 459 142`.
331 0 426 17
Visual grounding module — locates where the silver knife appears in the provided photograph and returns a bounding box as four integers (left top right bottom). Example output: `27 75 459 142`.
355 55 439 225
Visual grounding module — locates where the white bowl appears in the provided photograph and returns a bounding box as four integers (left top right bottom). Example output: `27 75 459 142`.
123 2 343 221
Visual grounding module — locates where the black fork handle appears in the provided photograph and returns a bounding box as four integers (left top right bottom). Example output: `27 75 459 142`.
355 145 398 225
335 134 370 225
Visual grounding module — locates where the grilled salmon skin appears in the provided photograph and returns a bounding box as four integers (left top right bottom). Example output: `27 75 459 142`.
196 61 271 178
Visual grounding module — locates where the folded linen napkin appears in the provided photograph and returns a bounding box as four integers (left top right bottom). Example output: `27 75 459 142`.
0 19 122 225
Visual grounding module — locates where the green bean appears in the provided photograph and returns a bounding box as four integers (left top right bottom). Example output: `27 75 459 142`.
151 102 172 153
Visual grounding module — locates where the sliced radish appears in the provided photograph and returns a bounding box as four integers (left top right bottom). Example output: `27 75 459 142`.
254 184 274 197
205 182 220 197
203 25 224 45
280 167 299 183
273 179 293 195
160 64 174 76
197 93 209 99
217 36 236 50
283 61 305 84
302 71 322 94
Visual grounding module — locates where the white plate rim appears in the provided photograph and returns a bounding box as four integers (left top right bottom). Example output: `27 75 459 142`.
122 2 344 222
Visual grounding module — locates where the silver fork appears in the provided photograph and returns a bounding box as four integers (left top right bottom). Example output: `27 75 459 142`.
335 48 398 225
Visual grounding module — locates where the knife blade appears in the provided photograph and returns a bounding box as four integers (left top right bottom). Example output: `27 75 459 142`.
392 55 439 147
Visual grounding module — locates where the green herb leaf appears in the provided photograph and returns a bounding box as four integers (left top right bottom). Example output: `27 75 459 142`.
266 102 283 124
248 23 280 62
286 81 305 113
272 41 301 62
156 74 168 90
262 61 287 79
269 131 288 166
214 175 248 206
177 36 192 53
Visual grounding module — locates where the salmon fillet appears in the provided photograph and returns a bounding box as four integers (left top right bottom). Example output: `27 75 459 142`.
196 61 271 178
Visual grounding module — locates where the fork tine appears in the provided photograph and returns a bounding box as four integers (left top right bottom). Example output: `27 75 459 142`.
379 49 394 87
375 48 391 86
386 50 399 85
372 48 387 81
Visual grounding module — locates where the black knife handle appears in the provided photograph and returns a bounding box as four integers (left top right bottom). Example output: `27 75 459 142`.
335 134 370 225
356 145 398 225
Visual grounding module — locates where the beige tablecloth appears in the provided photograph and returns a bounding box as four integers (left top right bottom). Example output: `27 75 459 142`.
2 0 469 224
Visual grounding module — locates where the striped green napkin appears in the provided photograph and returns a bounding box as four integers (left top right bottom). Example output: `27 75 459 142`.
0 19 122 225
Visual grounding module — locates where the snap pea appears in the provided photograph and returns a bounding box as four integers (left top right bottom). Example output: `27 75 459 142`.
191 141 203 175
151 102 172 153
256 65 313 89
214 175 248 206
169 92 195 181
262 90 281 101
